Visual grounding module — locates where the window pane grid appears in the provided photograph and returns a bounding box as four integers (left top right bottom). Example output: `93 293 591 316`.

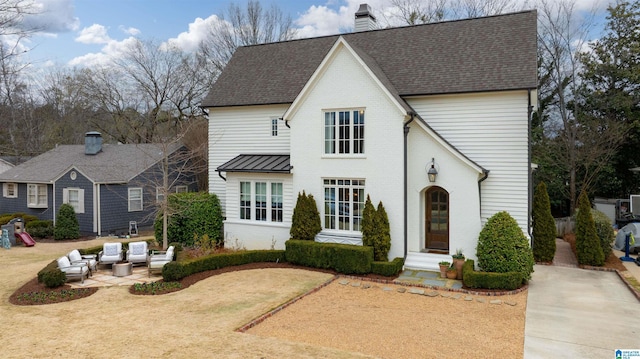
323 179 365 232
324 110 364 155
255 182 267 221
271 183 283 223
240 182 251 220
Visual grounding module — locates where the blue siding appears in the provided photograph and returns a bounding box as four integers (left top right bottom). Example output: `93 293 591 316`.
55 169 94 234
0 182 54 221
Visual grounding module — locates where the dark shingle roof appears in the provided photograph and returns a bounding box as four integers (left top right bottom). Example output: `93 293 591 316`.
0 143 182 184
217 154 291 173
202 11 537 108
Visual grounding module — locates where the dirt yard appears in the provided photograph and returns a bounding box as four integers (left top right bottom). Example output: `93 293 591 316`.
0 239 527 358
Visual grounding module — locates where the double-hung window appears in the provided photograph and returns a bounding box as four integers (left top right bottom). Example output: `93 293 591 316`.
323 179 365 232
128 188 143 212
324 109 365 155
239 181 283 223
2 183 17 198
27 184 47 208
63 188 85 213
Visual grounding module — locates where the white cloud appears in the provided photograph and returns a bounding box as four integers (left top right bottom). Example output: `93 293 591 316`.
165 14 226 52
119 26 141 36
75 24 111 44
68 36 139 67
22 0 80 33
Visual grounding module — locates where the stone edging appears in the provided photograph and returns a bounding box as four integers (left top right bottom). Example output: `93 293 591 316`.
235 276 337 333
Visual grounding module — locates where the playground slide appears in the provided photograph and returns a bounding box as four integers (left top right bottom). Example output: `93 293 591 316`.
16 232 35 247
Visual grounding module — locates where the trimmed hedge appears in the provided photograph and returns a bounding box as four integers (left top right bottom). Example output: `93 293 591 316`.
162 250 286 281
462 259 525 290
285 240 373 275
37 260 66 288
371 257 404 277
25 220 54 238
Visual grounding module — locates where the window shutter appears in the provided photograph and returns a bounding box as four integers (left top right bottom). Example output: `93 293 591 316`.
77 189 85 214
2 183 6 197
62 188 69 203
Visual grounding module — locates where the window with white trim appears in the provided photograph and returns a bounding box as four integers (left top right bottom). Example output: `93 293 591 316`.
271 118 278 136
175 185 188 193
2 183 17 198
27 184 47 208
156 187 165 203
239 180 283 222
128 188 143 212
63 188 85 214
324 109 365 155
323 179 365 231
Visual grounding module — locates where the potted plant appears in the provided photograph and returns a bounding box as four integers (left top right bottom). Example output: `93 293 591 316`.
438 261 450 278
446 264 457 279
452 248 465 280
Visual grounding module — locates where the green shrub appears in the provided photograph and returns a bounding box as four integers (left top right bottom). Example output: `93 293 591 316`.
162 250 286 281
373 201 391 261
371 257 404 276
37 261 59 283
575 192 605 266
476 211 534 282
285 240 373 274
532 182 556 262
462 259 524 290
154 192 223 248
26 220 54 238
361 195 376 247
0 213 38 226
591 209 614 259
54 204 80 240
290 191 322 241
38 263 67 288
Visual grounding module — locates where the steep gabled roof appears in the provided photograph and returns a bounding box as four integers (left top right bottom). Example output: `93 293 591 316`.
0 143 183 184
202 10 537 108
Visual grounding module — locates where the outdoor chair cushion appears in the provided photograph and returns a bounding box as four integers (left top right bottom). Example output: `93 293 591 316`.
67 249 97 273
57 256 89 283
126 241 148 264
147 246 174 276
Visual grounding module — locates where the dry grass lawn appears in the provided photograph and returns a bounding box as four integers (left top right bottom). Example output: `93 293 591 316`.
1 239 527 358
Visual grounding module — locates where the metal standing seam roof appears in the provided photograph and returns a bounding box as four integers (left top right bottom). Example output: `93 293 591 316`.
201 10 538 108
216 154 291 173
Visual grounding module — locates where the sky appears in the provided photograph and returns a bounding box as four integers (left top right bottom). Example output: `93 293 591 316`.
18 0 610 69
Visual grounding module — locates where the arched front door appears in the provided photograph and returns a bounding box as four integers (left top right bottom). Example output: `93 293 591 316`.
425 187 449 251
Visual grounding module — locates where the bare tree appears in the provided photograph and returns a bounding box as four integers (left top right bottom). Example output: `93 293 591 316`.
450 0 520 18
384 0 520 26
535 0 627 213
198 0 296 73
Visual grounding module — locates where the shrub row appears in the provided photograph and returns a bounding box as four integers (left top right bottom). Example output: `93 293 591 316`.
285 240 373 274
371 257 404 277
0 213 38 226
163 250 286 281
25 220 54 238
462 259 525 290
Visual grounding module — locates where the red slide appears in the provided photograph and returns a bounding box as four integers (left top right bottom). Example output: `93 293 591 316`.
16 232 35 247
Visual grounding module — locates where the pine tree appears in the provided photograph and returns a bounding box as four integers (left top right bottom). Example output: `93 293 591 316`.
54 204 80 240
575 192 605 266
532 182 556 262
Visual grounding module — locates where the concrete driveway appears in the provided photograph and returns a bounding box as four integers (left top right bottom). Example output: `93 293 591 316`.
524 265 640 358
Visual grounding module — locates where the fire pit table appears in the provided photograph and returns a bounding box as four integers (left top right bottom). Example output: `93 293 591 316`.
112 261 133 277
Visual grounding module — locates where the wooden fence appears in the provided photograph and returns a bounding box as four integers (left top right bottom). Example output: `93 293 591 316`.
555 217 575 237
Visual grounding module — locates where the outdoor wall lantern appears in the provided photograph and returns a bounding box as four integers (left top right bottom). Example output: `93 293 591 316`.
427 158 438 182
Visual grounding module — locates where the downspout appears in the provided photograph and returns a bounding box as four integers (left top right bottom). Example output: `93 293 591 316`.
478 170 489 214
403 113 415 260
527 89 534 240
217 171 226 182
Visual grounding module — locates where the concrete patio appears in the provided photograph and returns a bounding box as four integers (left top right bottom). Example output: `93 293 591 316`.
67 265 162 288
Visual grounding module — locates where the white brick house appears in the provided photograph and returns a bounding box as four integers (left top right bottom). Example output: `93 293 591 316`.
202 10 538 271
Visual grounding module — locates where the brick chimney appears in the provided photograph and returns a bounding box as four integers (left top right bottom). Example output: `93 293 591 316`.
84 131 102 155
355 4 377 32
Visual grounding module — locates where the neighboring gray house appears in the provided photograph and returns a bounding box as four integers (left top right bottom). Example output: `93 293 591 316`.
0 132 198 235
0 158 14 174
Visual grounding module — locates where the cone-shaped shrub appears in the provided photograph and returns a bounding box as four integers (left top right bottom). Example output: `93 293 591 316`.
476 211 534 281
575 192 605 266
54 203 80 240
373 201 391 261
290 191 321 240
532 182 556 262
361 195 376 247
591 209 614 260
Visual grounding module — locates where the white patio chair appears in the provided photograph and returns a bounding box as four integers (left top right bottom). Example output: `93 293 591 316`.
98 242 123 266
56 256 89 284
147 245 174 277
67 249 97 275
126 241 148 266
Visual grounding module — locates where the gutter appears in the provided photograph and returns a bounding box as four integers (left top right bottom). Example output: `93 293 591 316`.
403 113 415 260
217 171 226 182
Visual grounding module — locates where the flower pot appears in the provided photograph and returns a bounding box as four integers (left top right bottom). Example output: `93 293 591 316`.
446 269 457 279
439 264 448 278
453 258 465 280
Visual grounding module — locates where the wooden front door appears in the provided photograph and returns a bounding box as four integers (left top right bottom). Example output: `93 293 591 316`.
425 187 449 251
